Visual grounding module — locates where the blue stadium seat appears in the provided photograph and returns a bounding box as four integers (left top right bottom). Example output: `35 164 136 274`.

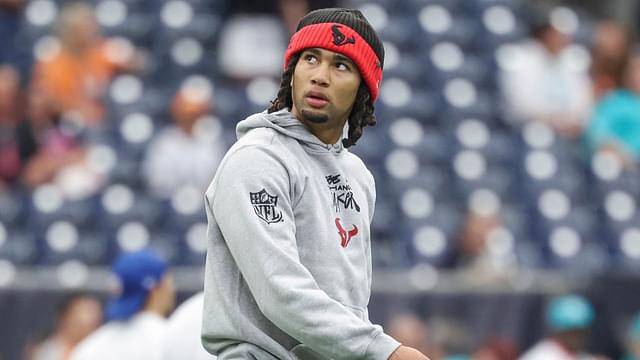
212 84 254 126
109 155 144 188
39 225 111 266
416 11 478 50
591 169 640 201
148 232 183 265
382 52 426 87
377 15 421 50
154 0 222 45
501 203 530 240
164 198 207 236
27 193 97 235
377 91 440 125
0 187 27 227
0 226 39 265
95 0 154 44
353 0 414 16
513 240 545 269
98 185 166 231
469 1 528 51
438 87 495 121
533 205 597 243
404 206 461 267
20 0 58 42
449 148 516 200
177 221 208 266
349 126 388 166
156 44 217 85
371 194 400 236
542 227 610 272
423 48 493 88
608 225 640 270
408 0 466 13
387 167 452 203
448 122 519 167
371 235 414 269
113 112 158 166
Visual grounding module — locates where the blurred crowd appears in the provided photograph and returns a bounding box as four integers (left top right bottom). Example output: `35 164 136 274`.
0 0 639 275
1 0 640 358
0 0 640 267
17 249 640 360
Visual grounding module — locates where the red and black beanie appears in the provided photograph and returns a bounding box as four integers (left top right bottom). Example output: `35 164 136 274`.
284 8 385 101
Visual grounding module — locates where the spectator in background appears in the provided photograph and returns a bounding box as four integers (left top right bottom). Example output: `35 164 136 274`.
29 293 102 360
590 21 632 99
498 5 593 138
218 0 337 80
226 0 338 34
471 338 519 360
519 294 606 360
0 64 21 124
452 210 501 270
16 85 104 199
31 2 143 127
622 313 640 360
70 249 176 360
387 314 445 359
0 65 22 186
447 192 516 278
161 292 215 360
585 48 640 168
142 79 224 198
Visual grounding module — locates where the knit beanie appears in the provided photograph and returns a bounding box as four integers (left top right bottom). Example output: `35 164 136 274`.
284 8 385 101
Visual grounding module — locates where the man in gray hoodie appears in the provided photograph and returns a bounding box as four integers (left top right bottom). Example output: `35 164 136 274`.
202 8 430 360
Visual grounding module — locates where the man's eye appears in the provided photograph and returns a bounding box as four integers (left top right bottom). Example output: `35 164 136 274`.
336 63 349 71
305 55 317 63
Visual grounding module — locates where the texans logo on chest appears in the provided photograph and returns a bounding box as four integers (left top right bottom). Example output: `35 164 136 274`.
325 174 360 248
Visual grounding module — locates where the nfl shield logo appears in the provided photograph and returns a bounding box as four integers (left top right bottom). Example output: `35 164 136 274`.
250 189 283 224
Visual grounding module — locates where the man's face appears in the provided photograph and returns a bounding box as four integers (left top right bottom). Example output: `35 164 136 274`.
64 297 103 342
157 273 177 317
290 48 361 141
557 329 588 353
626 56 640 94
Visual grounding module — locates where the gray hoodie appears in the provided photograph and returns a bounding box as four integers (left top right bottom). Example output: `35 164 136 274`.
201 109 400 360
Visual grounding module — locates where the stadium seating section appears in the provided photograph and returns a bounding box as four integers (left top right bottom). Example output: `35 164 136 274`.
2 0 639 277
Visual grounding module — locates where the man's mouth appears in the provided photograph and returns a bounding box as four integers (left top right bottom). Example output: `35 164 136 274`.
305 91 329 108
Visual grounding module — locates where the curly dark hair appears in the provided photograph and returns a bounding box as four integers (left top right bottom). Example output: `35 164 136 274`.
268 53 377 148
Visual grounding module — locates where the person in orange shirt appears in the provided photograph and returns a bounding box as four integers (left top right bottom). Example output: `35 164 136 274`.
32 3 142 127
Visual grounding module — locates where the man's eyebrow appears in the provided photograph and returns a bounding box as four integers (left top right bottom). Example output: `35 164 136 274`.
333 53 355 66
304 48 322 56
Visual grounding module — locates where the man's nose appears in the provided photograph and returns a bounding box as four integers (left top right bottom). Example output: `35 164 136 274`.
310 64 330 87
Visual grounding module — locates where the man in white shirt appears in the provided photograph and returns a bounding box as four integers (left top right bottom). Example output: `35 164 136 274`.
498 6 593 138
519 294 607 360
161 291 215 360
70 249 176 360
142 78 225 198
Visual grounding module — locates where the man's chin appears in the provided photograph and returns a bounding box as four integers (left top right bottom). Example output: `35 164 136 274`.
300 109 329 124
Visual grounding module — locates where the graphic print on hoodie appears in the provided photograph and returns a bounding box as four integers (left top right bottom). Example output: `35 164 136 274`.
201 109 400 360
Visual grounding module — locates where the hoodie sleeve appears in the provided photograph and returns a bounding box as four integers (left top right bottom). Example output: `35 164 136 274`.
207 145 400 360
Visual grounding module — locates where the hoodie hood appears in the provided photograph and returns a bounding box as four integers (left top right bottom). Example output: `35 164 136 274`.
236 109 345 154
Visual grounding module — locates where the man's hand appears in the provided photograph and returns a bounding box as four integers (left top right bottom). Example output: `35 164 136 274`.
388 345 430 360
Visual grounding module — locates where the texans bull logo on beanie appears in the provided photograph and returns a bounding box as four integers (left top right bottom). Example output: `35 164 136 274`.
284 8 385 101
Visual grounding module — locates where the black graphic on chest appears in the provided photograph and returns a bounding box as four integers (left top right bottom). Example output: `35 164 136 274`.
325 174 360 213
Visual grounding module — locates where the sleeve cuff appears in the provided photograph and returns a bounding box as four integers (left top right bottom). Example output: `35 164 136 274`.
364 332 401 360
